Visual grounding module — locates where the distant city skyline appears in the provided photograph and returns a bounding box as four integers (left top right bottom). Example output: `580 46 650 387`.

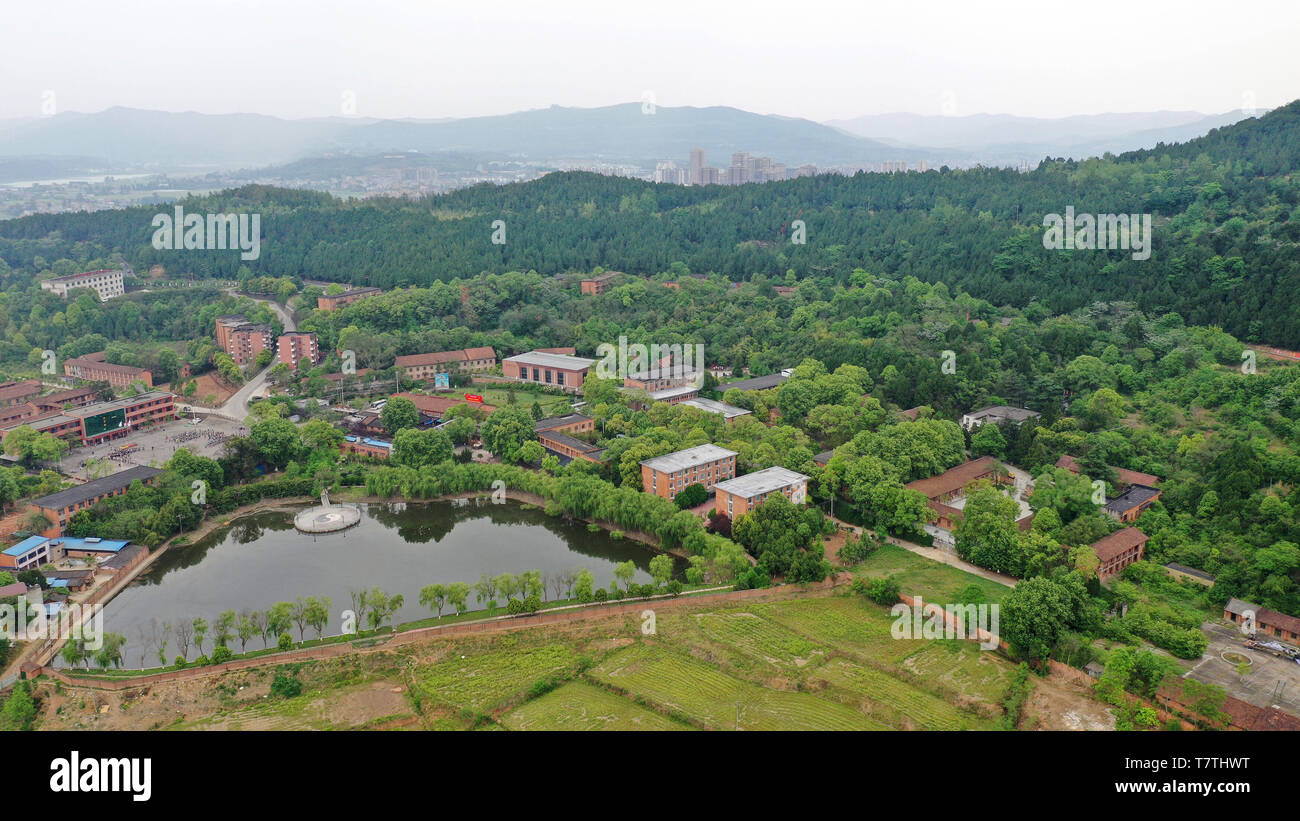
1 0 1296 123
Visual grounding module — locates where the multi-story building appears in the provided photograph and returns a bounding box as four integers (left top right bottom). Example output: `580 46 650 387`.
277 332 320 370
394 346 496 381
26 465 162 537
502 351 596 393
640 444 737 498
713 467 809 518
0 391 174 447
0 380 42 407
40 268 124 301
580 272 620 295
690 148 705 185
63 351 153 389
215 315 273 366
1104 484 1162 523
316 286 382 311
1090 527 1149 578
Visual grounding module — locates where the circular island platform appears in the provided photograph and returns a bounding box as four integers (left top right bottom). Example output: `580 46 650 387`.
294 491 362 533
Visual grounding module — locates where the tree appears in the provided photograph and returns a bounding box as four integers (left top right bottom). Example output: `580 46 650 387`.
447 582 471 614
573 568 595 603
1000 576 1079 662
954 482 1023 574
213 610 236 649
192 617 209 656
970 422 1008 458
420 583 450 617
673 482 708 509
266 602 293 640
648 554 674 588
0 680 37 730
300 418 344 451
392 427 453 468
380 397 420 434
480 406 538 463
303 596 331 639
613 560 635 593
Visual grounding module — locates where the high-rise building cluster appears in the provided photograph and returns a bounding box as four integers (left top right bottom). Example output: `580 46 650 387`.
661 148 812 186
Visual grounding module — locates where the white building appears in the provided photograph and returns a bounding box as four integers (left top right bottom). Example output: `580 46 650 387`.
40 268 125 302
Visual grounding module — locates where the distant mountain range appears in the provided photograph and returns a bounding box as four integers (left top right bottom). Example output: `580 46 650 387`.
825 110 1257 163
0 103 1260 179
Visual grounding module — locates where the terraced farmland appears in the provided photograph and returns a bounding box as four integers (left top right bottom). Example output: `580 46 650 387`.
500 681 688 731
591 643 890 730
692 611 826 670
410 642 578 711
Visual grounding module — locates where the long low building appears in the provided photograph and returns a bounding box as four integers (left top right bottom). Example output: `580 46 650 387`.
395 346 497 380
1224 598 1300 644
535 413 594 435
0 391 176 446
391 392 496 422
1104 484 1162 523
502 351 596 393
28 465 162 536
679 396 752 422
537 429 606 464
641 444 737 498
339 436 392 459
63 351 154 389
714 467 809 518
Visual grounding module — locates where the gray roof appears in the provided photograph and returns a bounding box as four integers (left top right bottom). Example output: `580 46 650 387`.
1165 563 1215 581
535 413 591 431
679 397 752 419
647 385 700 401
31 466 162 510
721 372 788 392
813 450 835 465
1224 598 1258 616
63 391 174 420
99 543 146 571
965 405 1041 423
640 444 737 473
504 351 596 370
1105 483 1161 514
713 467 809 499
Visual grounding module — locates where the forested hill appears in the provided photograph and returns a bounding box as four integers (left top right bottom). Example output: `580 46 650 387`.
1 100 1298 345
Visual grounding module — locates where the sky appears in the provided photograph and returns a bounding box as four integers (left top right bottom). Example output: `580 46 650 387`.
2 0 1297 123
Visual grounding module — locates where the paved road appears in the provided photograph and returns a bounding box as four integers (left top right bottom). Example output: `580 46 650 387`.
184 291 296 422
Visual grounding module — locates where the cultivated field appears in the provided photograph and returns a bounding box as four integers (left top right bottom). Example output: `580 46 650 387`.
31 584 1107 731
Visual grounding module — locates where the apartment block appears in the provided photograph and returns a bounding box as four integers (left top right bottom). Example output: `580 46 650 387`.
640 444 737 498
215 315 273 366
316 286 382 311
40 268 124 301
713 467 809 518
278 332 320 370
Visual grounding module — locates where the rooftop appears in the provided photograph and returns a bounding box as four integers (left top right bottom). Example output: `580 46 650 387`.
504 351 597 370
31 465 162 511
721 372 788 392
905 456 1003 500
641 444 737 473
679 397 752 419
965 405 1041 423
1089 527 1149 563
1104 484 1161 514
646 385 700 401
713 467 809 499
535 413 591 431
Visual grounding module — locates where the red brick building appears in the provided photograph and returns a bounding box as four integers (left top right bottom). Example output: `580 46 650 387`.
64 351 153 389
640 444 737 498
905 456 1012 529
714 467 809 518
395 346 496 381
215 315 273 366
502 351 595 393
1090 527 1149 578
277 332 320 370
580 272 620 295
0 380 42 407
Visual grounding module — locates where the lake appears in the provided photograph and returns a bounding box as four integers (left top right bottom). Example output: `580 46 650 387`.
80 500 683 669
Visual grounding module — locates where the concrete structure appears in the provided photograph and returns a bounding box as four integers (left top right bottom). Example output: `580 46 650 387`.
294 490 361 533
1090 527 1149 578
1164 563 1215 587
502 351 595 393
215 315 273 366
395 346 496 381
40 268 124 301
960 405 1041 430
1224 598 1300 644
640 444 737 498
1 535 55 570
679 397 752 422
277 332 320 370
0 391 176 447
1104 484 1161 523
580 272 620 295
713 467 810 518
27 466 162 537
316 286 381 311
63 351 153 389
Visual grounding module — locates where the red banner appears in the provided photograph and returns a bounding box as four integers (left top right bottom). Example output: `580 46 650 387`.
465 394 484 403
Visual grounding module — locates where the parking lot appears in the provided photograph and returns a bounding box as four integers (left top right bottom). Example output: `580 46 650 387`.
1184 621 1300 715
66 414 248 480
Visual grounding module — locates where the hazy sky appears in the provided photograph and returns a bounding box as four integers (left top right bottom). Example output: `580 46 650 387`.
2 0 1296 122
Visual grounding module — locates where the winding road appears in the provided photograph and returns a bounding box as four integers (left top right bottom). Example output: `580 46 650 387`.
183 290 296 422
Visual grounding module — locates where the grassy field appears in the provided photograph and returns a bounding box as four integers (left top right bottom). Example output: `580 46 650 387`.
850 543 1012 603
500 681 687 731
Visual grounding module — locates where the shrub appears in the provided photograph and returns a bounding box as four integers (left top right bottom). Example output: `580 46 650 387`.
667 580 684 596
277 633 294 651
857 575 901 606
270 670 302 699
523 593 542 613
210 646 233 664
594 588 608 603
506 598 526 615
